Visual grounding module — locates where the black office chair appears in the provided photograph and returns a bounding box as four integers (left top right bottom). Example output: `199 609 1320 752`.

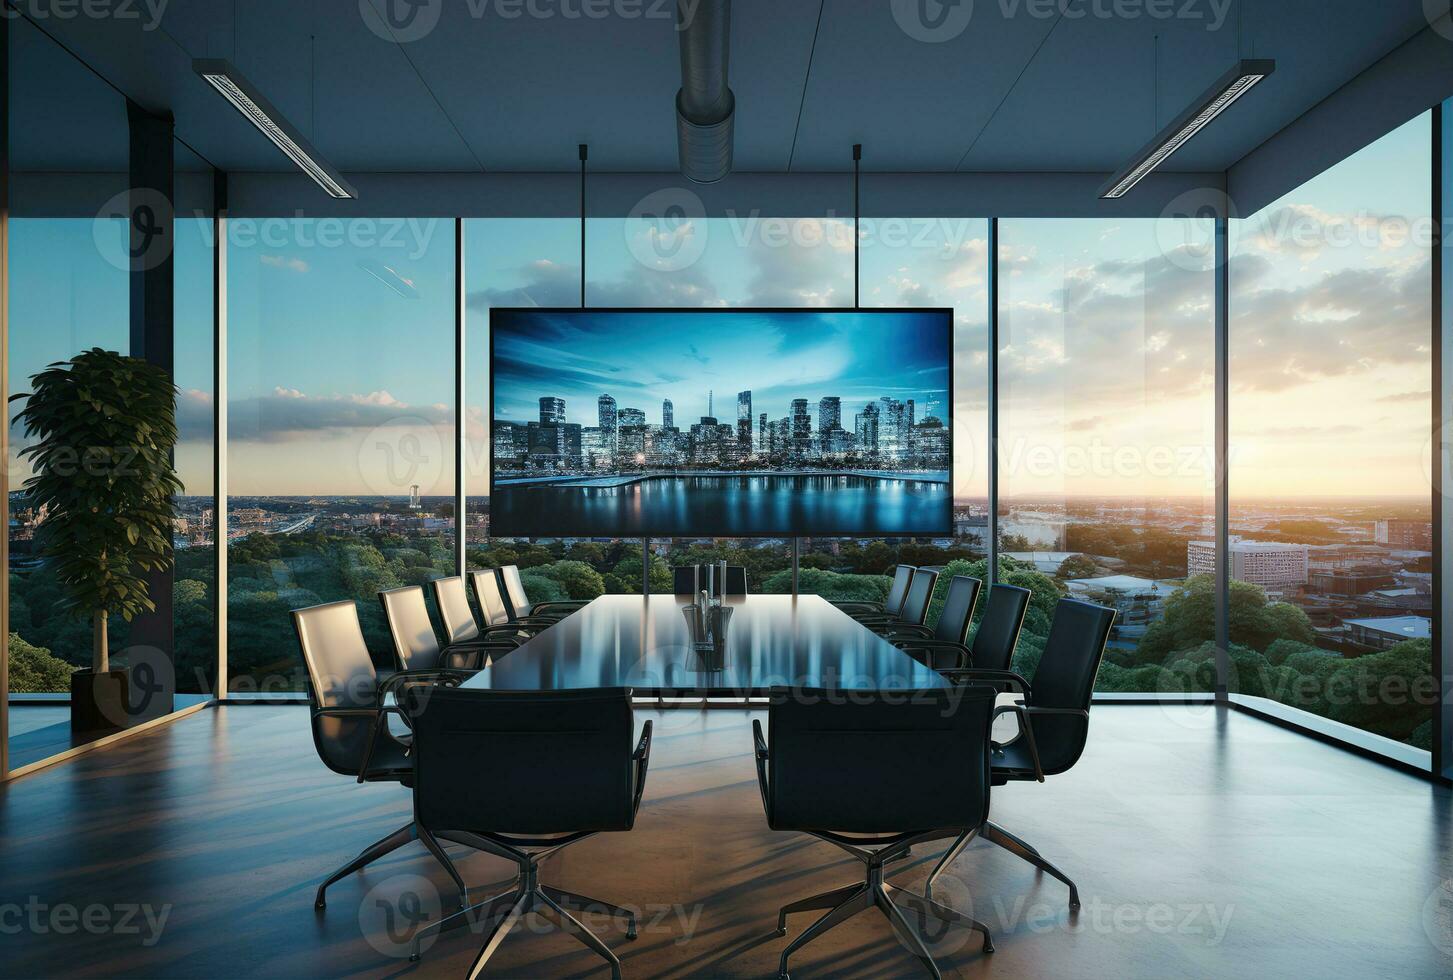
895 581 1028 673
378 585 498 671
403 687 653 978
498 564 590 621
672 564 748 596
430 576 526 662
292 599 474 911
832 564 914 619
854 568 938 631
469 568 555 647
881 575 981 670
756 686 998 978
931 598 1116 910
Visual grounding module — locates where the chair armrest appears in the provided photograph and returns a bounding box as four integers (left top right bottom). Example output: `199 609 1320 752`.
993 703 1045 782
879 624 935 639
530 600 589 616
892 638 971 671
941 667 1032 695
829 600 884 613
632 720 654 811
1022 705 1090 719
378 667 475 697
751 719 771 816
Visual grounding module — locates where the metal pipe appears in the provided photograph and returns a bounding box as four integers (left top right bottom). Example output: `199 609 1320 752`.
676 0 734 183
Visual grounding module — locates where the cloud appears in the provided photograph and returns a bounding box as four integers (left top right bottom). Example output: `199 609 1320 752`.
260 254 310 273
228 387 450 441
1376 389 1431 403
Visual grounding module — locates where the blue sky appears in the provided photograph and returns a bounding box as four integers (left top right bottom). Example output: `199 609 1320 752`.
492 309 951 429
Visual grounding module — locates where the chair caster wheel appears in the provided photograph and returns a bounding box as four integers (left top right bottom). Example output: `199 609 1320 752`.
314 901 326 910
775 926 787 937
1070 901 1081 911
984 941 995 954
409 953 420 963
626 928 638 941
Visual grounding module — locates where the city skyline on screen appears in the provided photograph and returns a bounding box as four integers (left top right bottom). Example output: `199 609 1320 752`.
491 308 952 434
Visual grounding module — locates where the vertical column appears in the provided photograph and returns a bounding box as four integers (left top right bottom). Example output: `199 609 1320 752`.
0 8 11 778
1434 102 1451 783
1214 217 1231 701
213 171 228 697
455 219 466 576
986 218 1000 584
125 102 176 722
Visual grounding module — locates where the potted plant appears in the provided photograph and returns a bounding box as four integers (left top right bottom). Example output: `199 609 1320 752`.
11 348 181 734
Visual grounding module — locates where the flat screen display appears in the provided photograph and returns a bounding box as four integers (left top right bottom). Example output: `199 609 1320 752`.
488 308 953 538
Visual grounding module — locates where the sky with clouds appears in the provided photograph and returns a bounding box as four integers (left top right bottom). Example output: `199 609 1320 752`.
5 110 1431 502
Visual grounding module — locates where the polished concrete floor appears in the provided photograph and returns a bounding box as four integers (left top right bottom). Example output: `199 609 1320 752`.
0 703 1450 979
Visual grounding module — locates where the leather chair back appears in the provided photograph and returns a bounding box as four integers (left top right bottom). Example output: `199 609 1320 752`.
969 584 1031 670
431 576 481 644
933 575 982 644
408 687 640 834
1026 599 1115 775
471 569 512 626
764 686 996 834
293 600 383 775
500 565 531 619
673 565 748 596
884 564 914 615
378 586 445 670
896 568 939 627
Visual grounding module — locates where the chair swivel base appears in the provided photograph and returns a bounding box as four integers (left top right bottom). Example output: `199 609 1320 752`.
776 840 992 980
926 819 1081 910
409 856 636 980
314 821 472 911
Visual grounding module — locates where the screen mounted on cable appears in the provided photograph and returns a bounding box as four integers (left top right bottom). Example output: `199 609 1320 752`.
488 308 953 538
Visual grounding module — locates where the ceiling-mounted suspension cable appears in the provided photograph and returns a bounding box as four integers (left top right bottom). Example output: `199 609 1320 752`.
579 143 588 307
853 143 861 309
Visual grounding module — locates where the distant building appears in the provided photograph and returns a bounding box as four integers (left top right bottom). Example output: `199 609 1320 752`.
1064 575 1172 639
1308 567 1395 596
618 407 646 428
597 394 617 434
539 397 566 424
855 403 880 455
737 390 753 449
1344 615 1431 651
662 398 674 429
1375 519 1432 551
1187 536 1309 588
817 396 841 434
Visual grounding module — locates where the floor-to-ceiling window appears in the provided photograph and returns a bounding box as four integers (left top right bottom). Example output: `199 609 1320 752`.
226 217 455 693
998 217 1216 687
1229 112 1434 751
6 16 131 763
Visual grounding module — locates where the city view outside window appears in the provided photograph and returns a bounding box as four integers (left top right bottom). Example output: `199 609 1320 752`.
7 218 130 709
225 218 456 692
997 217 1216 691
1227 112 1434 749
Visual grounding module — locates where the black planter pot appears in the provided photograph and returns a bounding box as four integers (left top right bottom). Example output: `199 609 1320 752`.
70 668 131 736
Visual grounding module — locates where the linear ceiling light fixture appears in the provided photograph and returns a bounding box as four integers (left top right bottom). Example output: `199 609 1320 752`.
1099 59 1274 200
193 58 356 199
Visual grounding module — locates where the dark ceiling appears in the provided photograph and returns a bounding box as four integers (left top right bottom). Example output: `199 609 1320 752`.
7 0 1438 177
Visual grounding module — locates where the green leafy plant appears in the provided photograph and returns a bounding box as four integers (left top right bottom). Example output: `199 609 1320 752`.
11 348 181 673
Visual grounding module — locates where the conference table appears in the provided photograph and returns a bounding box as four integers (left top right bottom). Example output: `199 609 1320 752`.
460 593 949 697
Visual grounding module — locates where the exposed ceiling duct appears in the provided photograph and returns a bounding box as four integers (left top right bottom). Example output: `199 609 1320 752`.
676 0 735 183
